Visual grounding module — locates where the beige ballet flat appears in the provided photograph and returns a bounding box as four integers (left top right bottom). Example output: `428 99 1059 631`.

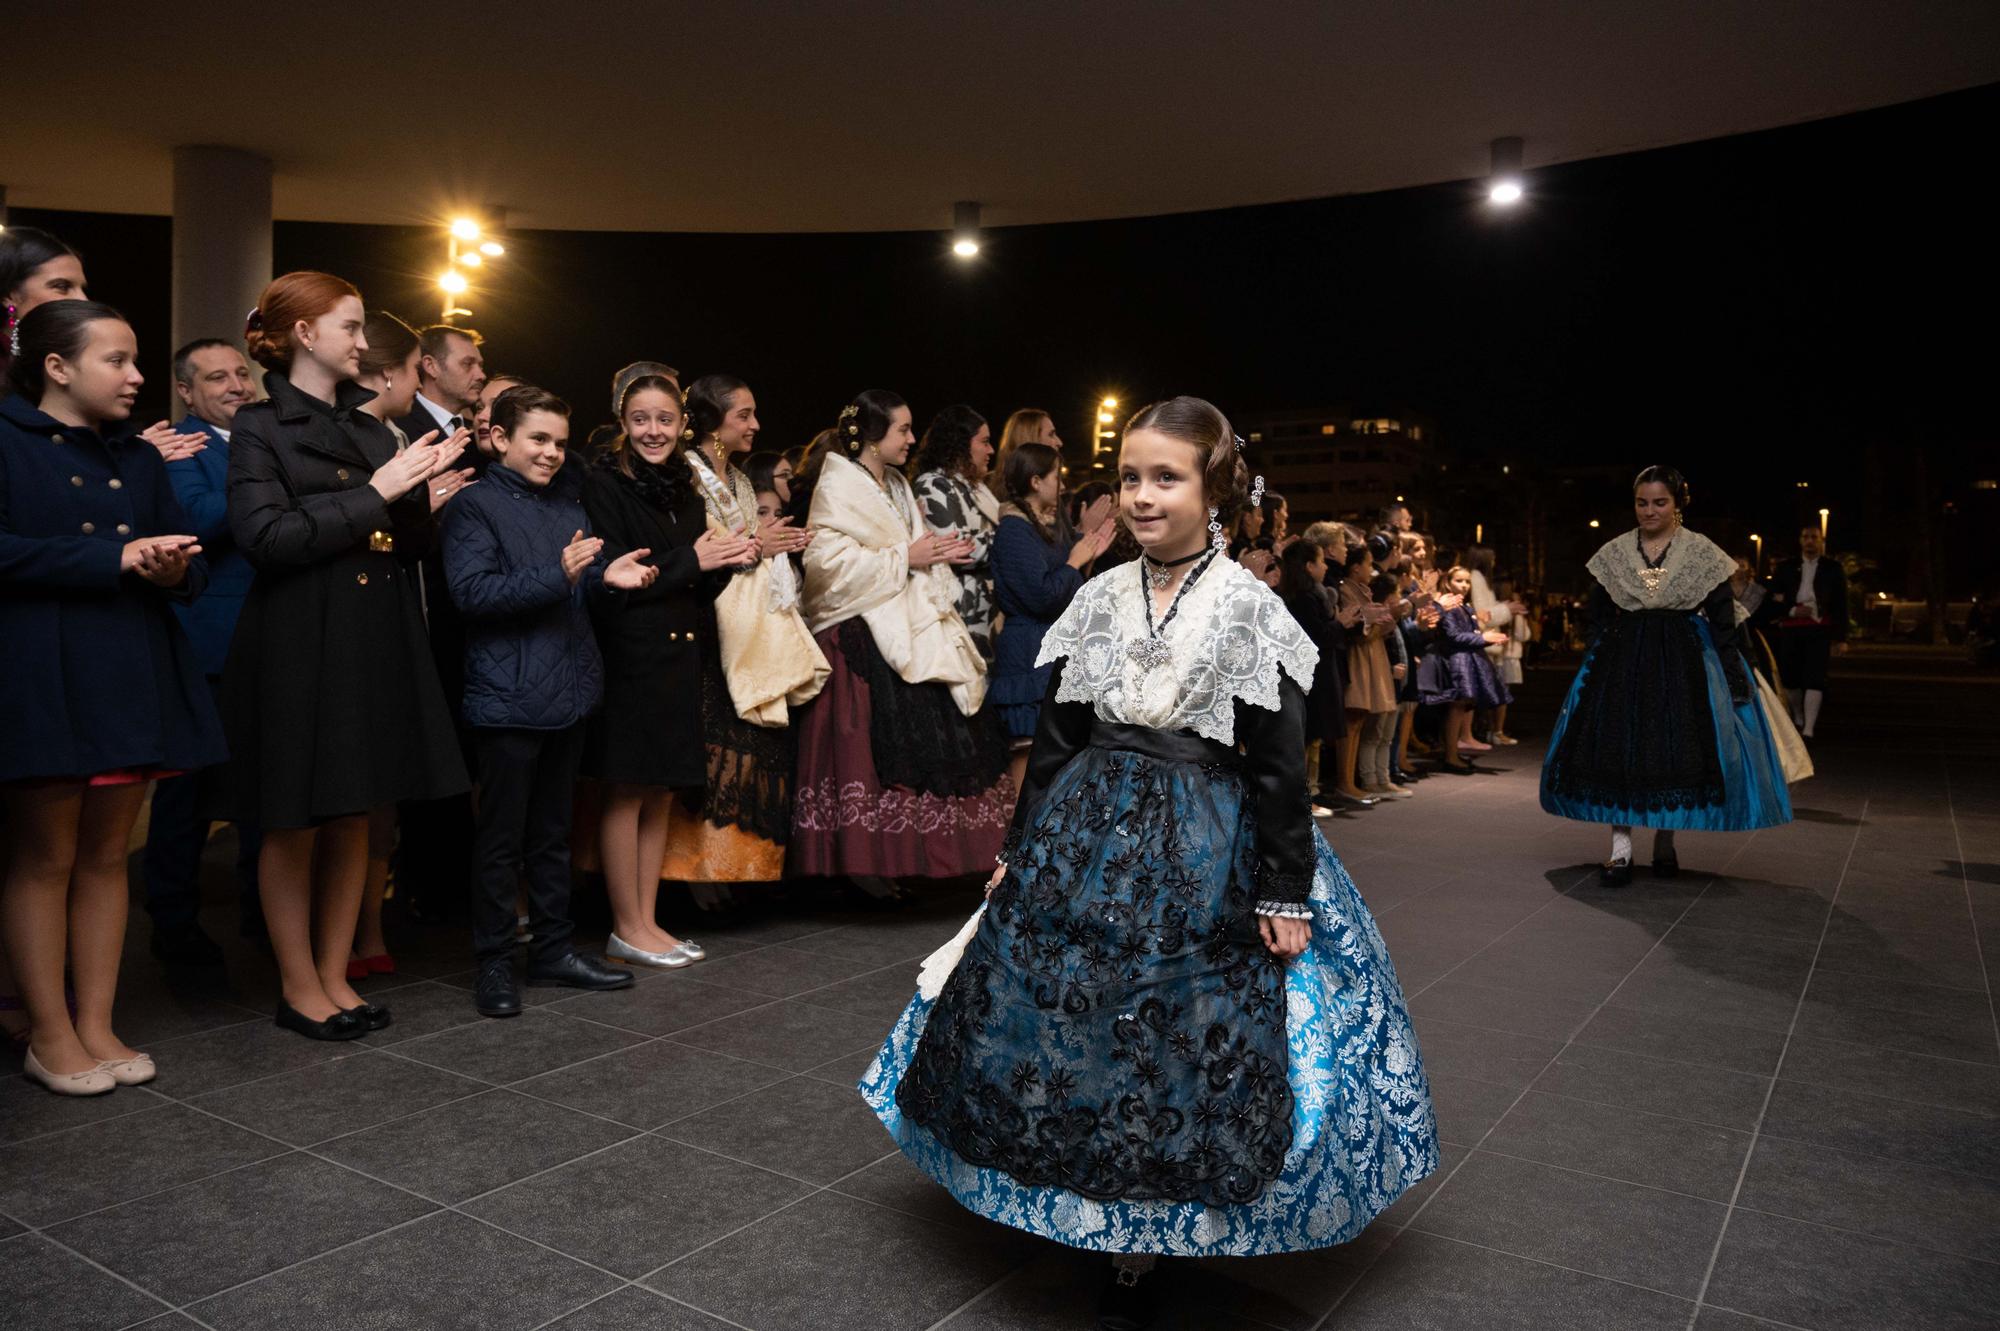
24 1048 116 1096
96 1054 156 1086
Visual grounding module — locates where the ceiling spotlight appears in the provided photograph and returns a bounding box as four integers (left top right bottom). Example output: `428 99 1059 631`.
457 251 483 267
438 270 469 294
449 217 481 240
1488 136 1525 206
951 200 982 259
479 241 505 257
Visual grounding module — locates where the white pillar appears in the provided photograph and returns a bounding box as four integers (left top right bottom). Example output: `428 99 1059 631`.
171 147 272 365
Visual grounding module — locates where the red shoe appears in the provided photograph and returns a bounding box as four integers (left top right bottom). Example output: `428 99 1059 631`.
345 958 370 981
360 953 396 976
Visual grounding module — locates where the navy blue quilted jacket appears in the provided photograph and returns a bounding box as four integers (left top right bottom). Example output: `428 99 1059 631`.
441 462 607 729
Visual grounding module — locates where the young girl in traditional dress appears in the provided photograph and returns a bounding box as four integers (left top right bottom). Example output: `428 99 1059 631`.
863 397 1437 1329
1419 565 1513 772
1540 466 1791 883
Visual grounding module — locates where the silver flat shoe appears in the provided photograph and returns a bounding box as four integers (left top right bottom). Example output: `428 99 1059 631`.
676 939 706 961
605 933 693 969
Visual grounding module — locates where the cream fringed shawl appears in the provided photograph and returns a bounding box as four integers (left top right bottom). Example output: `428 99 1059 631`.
1585 527 1736 613
802 451 988 716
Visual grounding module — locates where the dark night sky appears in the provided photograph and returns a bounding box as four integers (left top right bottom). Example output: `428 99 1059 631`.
19 83 1997 589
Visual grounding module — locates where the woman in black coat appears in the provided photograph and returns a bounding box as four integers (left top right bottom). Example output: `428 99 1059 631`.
582 374 754 967
215 272 469 1041
1 301 226 1095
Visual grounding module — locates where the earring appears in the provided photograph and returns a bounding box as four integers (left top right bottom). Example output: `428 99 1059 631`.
1208 506 1226 551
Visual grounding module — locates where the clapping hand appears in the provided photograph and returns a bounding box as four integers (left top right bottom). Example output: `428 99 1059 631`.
138 421 209 462
603 547 659 591
561 530 605 585
910 532 975 568
1078 494 1115 536
428 467 477 511
694 527 759 571
370 428 470 503
758 513 813 555
123 534 200 586
1067 519 1117 570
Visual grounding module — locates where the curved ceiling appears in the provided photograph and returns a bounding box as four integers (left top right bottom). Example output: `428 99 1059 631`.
9 1 1998 233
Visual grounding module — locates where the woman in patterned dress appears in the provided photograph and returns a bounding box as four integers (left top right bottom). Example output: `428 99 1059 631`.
912 404 1000 658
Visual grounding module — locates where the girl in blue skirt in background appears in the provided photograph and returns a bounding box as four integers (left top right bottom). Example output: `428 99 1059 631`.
862 397 1437 1330
1540 465 1791 884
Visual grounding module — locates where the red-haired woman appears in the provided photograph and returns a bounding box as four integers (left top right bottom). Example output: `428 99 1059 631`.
213 272 470 1041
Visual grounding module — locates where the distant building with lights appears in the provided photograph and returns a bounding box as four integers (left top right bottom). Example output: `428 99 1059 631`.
1235 407 1434 524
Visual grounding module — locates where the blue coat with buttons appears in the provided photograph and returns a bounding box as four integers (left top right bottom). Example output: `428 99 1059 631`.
164 413 255 676
0 394 227 783
442 460 608 730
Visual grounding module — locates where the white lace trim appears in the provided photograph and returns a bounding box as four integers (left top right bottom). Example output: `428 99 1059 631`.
1036 558 1318 746
1586 527 1735 613
1255 901 1314 919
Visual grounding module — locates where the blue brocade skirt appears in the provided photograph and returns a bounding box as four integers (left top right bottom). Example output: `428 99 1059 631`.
1540 613 1791 831
860 742 1438 1256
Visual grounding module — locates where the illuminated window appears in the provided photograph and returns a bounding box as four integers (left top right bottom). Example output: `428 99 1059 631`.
1320 424 1336 435
1976 479 1998 490
1410 426 1423 441
1248 431 1264 443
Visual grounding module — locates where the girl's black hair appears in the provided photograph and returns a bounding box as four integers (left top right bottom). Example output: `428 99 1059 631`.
7 299 126 401
684 373 750 447
744 450 787 493
912 403 988 478
1343 541 1375 576
1276 538 1323 604
1 226 79 305
1632 464 1691 510
838 389 907 456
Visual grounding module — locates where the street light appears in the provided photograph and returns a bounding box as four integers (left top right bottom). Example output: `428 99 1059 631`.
1488 136 1525 206
440 213 507 323
1818 508 1829 541
1751 533 1762 570
439 270 469 295
951 201 981 259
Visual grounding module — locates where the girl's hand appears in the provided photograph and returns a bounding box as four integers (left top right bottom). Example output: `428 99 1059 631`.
1392 663 1408 680
1483 629 1509 645
1068 520 1116 569
1417 604 1442 629
1258 914 1310 961
1336 601 1365 628
1079 494 1115 536
603 548 659 591
121 534 197 574
910 532 973 568
695 527 758 570
138 421 209 462
759 513 811 554
1436 592 1464 611
985 861 1007 897
561 530 605 584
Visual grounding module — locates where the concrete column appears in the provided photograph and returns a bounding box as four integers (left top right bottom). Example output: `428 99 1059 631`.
171 147 272 364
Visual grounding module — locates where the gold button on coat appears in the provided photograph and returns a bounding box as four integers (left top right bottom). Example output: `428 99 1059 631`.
116 524 131 535
356 573 369 586
337 468 350 481
81 522 96 534
108 479 123 490
70 475 84 487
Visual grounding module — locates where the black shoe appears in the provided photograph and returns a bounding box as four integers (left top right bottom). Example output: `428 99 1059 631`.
275 1000 368 1041
1097 1267 1159 1331
1653 852 1680 879
1599 860 1633 888
526 951 636 991
151 923 225 967
342 1003 394 1032
474 958 522 1017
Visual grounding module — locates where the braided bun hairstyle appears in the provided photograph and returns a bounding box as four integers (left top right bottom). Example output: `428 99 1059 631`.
246 271 361 372
837 389 907 457
1632 464 1691 511
1123 396 1250 525
684 373 749 448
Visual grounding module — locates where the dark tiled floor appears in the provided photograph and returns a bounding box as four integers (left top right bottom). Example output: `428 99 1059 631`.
2 659 1997 1330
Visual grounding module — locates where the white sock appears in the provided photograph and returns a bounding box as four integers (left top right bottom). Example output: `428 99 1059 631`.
1610 827 1632 864
1802 689 1823 737
1653 828 1675 859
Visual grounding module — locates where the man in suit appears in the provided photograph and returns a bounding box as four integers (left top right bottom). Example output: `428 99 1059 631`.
392 325 487 924
142 339 264 964
1760 525 1849 739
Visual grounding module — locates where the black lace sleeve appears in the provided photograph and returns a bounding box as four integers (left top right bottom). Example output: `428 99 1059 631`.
1235 677 1315 914
1001 659 1095 862
1702 578 1753 705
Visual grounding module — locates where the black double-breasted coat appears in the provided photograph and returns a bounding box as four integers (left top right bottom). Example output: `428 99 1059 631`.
580 458 718 789
211 373 469 828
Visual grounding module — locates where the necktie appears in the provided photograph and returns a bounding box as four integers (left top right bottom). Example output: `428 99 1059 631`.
448 416 464 433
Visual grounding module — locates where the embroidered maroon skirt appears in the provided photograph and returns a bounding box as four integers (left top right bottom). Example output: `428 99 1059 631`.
790 622 1013 879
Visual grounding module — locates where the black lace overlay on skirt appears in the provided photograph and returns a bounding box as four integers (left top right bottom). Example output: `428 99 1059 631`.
837 619 1008 798
695 633 794 843
897 745 1294 1206
1545 608 1725 813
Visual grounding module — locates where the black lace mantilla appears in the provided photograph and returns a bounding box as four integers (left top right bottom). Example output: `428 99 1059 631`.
838 619 1008 798
693 633 794 843
898 745 1294 1206
1545 607 1725 812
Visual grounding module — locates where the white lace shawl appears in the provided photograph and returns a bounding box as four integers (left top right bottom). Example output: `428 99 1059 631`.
1035 556 1319 746
1586 527 1736 613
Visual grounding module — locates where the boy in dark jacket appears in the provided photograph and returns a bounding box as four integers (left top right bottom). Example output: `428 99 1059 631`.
443 386 656 1016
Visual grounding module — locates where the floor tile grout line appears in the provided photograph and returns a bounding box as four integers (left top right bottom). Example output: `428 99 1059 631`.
1390 1225 1712 1304
1681 792 1873 1331
922 1259 1047 1331
6 1224 181 1327
1312 853 1748 1331
1943 760 2000 1058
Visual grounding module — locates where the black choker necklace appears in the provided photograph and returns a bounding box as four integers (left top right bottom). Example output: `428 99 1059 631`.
1142 546 1207 589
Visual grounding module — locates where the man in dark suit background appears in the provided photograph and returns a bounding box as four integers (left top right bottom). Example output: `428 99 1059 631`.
142 339 264 964
1760 524 1849 739
394 325 487 923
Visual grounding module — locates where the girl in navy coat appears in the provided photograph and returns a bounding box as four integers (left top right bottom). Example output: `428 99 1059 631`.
442 386 656 1018
0 301 225 1095
1417 565 1512 771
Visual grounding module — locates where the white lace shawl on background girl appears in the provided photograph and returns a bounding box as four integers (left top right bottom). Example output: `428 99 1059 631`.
1586 526 1736 614
1036 556 1318 745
